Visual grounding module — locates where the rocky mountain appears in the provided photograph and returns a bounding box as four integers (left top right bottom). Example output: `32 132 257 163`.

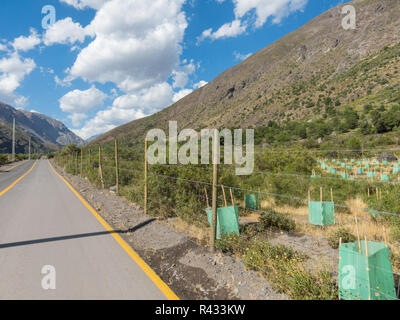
92 0 400 145
0 102 84 153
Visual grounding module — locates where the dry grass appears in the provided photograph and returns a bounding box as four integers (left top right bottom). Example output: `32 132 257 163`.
166 217 209 244
257 197 394 244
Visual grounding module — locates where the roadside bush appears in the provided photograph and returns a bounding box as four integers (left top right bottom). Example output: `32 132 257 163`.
259 210 296 232
0 154 8 165
215 234 250 255
327 228 356 249
242 240 338 300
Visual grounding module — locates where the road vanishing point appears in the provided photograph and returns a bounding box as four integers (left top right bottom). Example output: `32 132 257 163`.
0 160 178 300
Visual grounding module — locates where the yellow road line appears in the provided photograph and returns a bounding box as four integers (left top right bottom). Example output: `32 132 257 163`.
0 160 27 172
0 161 38 197
48 160 179 301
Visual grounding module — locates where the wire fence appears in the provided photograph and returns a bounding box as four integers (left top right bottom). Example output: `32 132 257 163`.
53 144 400 300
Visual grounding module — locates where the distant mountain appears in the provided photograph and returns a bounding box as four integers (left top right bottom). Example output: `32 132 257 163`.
0 102 84 153
85 134 102 143
91 0 400 145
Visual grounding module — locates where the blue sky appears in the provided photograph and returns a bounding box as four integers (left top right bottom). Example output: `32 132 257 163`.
0 0 346 139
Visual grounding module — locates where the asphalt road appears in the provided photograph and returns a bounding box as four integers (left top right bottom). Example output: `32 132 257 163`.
0 160 32 191
0 160 173 300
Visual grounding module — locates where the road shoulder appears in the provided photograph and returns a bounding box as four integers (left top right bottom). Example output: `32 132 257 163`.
51 160 285 300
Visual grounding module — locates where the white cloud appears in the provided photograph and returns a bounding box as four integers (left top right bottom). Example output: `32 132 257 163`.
198 20 246 42
44 18 90 46
60 0 205 138
0 43 8 52
69 0 187 92
172 60 196 89
112 82 173 113
202 0 308 41
60 0 109 10
233 0 308 27
59 85 107 127
69 112 88 127
74 82 174 139
0 52 36 105
55 75 74 87
234 51 252 61
193 80 208 89
59 85 107 113
14 96 29 108
173 88 193 102
12 28 41 52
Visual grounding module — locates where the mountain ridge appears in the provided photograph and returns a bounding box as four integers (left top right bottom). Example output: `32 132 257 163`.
0 102 84 153
91 0 400 145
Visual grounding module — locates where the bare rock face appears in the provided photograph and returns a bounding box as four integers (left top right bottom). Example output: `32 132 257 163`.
93 0 400 144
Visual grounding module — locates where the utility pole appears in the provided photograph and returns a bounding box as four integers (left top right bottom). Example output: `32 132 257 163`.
12 117 15 162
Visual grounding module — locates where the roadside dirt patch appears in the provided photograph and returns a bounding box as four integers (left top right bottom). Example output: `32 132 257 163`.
269 231 339 278
52 162 285 300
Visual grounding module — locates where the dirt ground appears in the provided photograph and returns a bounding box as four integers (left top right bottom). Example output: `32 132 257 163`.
52 161 286 300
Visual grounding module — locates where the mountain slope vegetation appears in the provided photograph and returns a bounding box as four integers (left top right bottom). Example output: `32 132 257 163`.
92 0 400 147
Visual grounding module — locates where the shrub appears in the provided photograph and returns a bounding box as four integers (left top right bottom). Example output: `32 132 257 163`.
327 228 356 249
215 234 250 255
0 154 8 166
243 241 338 300
259 210 296 232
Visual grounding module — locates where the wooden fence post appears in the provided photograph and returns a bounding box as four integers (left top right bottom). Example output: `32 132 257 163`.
75 152 78 173
210 129 218 253
98 146 104 189
80 148 83 177
115 139 119 195
88 149 91 169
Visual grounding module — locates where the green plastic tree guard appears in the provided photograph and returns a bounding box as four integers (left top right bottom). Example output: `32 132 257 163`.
357 168 364 175
381 174 390 182
393 167 400 174
347 165 352 170
308 201 335 226
205 206 239 239
311 175 321 179
339 241 396 300
382 160 389 166
367 172 376 178
245 194 261 210
341 173 348 179
365 164 370 169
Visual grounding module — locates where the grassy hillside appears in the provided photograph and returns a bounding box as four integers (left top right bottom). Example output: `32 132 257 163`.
91 0 400 147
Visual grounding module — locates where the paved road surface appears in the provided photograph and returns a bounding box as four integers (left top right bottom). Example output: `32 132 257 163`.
0 160 174 300
0 161 31 191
